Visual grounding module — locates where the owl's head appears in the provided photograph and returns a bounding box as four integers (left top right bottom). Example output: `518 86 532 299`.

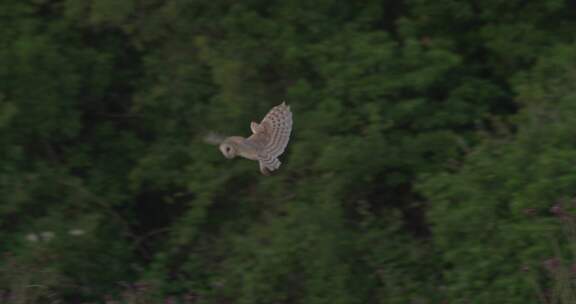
219 141 237 159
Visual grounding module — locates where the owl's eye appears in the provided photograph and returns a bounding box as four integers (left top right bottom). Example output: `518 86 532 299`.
226 147 231 153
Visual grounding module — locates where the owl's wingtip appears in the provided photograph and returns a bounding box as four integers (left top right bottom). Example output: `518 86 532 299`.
280 101 290 111
203 131 226 145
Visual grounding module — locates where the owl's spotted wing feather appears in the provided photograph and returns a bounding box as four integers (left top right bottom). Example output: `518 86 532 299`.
246 102 292 174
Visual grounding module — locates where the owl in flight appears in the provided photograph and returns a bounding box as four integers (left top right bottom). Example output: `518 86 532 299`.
219 102 293 175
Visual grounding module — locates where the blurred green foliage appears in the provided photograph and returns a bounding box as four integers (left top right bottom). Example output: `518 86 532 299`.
1 0 576 303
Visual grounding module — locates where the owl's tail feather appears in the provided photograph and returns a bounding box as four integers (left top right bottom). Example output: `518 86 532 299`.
259 158 281 175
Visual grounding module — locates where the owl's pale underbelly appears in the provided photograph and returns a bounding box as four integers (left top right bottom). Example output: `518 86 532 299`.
237 145 260 161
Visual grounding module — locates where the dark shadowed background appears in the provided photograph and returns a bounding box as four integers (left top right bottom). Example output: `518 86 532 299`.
2 1 576 303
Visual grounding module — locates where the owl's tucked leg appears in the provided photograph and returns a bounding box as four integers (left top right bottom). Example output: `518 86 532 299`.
250 122 262 134
259 158 281 176
259 161 271 176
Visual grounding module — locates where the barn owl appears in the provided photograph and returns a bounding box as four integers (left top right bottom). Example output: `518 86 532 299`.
219 102 292 175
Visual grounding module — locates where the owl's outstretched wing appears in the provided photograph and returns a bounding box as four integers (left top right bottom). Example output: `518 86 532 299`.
203 131 226 145
246 102 292 173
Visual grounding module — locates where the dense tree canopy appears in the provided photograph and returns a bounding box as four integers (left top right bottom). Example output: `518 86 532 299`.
1 1 576 303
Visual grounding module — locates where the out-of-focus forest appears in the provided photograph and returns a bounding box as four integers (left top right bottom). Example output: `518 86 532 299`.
2 0 576 303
